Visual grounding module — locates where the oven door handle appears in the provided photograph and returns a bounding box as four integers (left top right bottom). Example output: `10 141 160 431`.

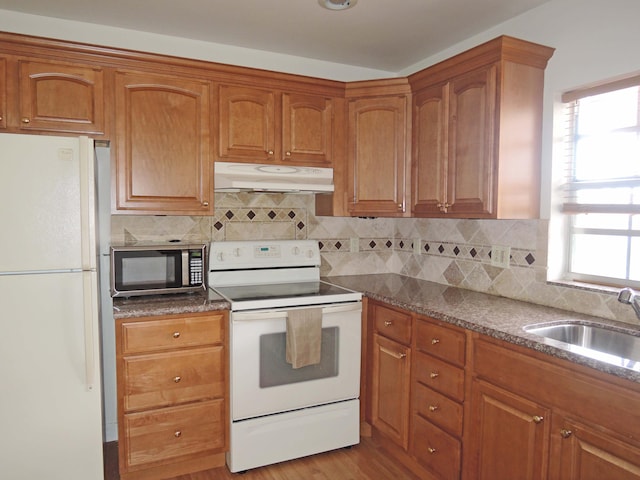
232 301 362 322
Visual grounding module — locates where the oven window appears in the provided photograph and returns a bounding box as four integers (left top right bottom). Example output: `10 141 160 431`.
259 327 339 388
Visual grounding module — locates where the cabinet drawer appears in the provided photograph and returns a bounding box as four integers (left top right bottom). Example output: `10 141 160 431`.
374 304 412 345
120 313 224 354
414 352 465 402
123 399 225 469
413 383 463 437
412 414 461 480
123 346 224 412
415 318 466 367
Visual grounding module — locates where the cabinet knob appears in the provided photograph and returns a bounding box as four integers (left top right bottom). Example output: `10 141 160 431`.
431 338 440 345
21 117 30 124
267 150 274 155
285 151 291 156
399 353 407 359
384 320 393 327
202 201 209 207
428 447 437 454
430 372 439 379
174 430 182 438
533 415 544 424
173 332 181 338
173 376 181 383
0 115 3 121
428 405 439 412
560 429 573 438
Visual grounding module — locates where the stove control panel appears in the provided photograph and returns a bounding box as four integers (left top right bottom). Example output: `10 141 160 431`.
209 240 320 270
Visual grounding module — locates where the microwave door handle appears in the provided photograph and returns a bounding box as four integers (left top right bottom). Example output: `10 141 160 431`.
182 250 189 286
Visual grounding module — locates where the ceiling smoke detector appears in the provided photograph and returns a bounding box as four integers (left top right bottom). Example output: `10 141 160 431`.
318 0 358 11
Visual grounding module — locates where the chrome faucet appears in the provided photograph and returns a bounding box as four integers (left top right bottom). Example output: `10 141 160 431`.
617 287 640 319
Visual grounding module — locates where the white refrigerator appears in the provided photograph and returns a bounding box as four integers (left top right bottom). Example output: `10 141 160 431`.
0 133 104 479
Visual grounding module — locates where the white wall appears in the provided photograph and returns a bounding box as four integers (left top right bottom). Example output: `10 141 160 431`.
0 9 393 81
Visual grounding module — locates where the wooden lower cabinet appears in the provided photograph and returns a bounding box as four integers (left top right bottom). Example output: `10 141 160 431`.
366 304 640 480
469 380 551 480
116 311 228 479
550 413 640 480
410 316 466 480
465 334 640 480
371 333 411 449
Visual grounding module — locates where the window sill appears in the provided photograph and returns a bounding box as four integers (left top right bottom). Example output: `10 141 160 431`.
547 279 621 296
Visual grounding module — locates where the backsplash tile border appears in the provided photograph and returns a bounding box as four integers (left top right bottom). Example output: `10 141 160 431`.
110 193 639 326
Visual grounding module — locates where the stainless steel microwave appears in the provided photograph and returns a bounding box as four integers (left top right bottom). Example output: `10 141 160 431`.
110 244 206 297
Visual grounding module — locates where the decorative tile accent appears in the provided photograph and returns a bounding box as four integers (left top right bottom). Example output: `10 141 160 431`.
109 194 640 327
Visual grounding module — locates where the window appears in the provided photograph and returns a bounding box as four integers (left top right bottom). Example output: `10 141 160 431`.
561 75 640 287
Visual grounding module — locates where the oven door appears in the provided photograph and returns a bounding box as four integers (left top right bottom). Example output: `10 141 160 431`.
230 302 362 421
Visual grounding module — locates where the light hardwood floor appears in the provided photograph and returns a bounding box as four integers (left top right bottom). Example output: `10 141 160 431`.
104 436 421 480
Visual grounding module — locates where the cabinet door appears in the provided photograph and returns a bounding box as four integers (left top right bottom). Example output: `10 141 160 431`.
412 83 448 216
551 414 640 480
282 92 332 166
348 95 408 216
114 71 212 214
469 379 550 480
371 333 411 449
0 56 6 129
217 84 275 163
447 65 497 217
18 59 104 134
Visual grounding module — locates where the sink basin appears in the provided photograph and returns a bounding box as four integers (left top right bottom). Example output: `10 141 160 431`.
523 322 640 371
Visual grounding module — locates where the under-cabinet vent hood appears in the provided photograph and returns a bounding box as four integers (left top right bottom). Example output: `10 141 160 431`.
214 162 334 193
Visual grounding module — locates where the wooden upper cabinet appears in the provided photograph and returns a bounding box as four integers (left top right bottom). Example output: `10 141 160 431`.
0 57 6 129
447 65 497 217
114 71 213 215
17 59 105 134
412 83 448 216
413 68 496 218
217 84 275 163
347 93 409 216
410 36 554 219
216 84 333 166
282 92 332 165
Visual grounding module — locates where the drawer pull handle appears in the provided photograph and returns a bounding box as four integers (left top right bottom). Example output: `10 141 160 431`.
428 405 439 412
174 376 182 383
384 320 393 327
430 372 439 379
428 447 437 454
173 332 181 338
380 346 407 360
560 429 573 438
431 338 440 345
533 415 544 424
174 430 182 438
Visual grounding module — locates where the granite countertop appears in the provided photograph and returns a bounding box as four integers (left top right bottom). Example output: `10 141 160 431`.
112 288 229 319
325 274 640 384
111 273 640 384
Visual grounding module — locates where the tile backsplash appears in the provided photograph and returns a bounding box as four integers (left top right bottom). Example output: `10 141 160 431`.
111 192 639 326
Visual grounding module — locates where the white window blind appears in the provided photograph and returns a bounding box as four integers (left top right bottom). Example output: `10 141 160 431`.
561 74 640 286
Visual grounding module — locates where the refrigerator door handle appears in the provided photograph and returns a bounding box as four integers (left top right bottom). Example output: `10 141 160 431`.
79 136 97 271
82 271 98 391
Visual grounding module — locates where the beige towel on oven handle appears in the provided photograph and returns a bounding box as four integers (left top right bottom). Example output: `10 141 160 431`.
285 307 323 369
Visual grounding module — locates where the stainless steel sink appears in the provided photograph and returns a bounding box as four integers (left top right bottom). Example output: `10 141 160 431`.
523 322 640 371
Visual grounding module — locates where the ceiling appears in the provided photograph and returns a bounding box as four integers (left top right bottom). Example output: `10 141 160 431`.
0 0 551 72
